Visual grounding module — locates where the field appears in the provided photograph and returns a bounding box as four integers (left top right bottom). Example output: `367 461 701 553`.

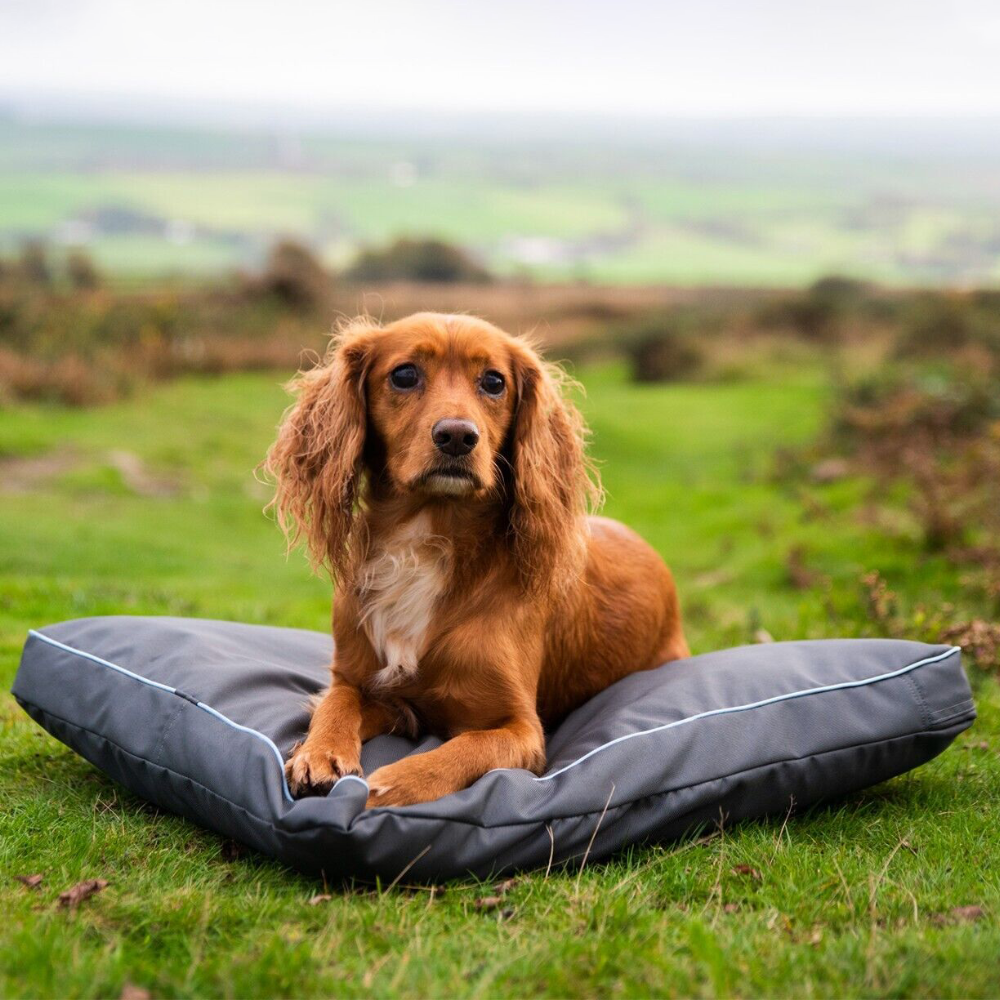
2 359 998 997
4 117 1000 286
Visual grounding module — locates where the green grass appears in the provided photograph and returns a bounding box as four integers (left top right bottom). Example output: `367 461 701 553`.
1 366 998 998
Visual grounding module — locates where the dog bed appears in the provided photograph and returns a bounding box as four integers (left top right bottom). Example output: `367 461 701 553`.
13 616 975 881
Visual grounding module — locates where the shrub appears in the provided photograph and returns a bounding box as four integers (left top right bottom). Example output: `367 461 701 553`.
66 249 101 290
940 619 1000 672
345 237 490 284
971 289 1000 311
619 313 703 383
0 347 122 406
18 241 52 286
255 239 330 310
808 274 872 304
836 365 1000 465
895 291 1000 360
0 282 326 406
833 362 1000 551
757 275 874 342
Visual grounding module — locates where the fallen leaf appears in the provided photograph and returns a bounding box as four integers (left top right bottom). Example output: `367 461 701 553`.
694 567 737 589
786 545 817 590
753 629 775 644
723 903 740 913
493 878 519 895
308 894 332 906
930 905 986 926
119 985 151 1000
107 449 179 498
58 878 109 908
731 865 762 881
14 874 43 889
219 840 246 861
474 895 504 911
811 458 849 484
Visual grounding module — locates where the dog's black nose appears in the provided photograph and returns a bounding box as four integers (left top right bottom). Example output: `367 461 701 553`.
432 418 480 457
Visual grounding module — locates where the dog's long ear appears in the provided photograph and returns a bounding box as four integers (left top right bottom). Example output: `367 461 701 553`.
507 339 602 594
265 322 379 579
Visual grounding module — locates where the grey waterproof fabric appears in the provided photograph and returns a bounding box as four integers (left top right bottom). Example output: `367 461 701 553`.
13 616 975 881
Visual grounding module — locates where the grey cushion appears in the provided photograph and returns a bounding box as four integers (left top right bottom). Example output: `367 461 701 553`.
13 616 975 881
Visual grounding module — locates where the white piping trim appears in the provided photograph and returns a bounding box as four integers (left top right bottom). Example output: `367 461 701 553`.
534 646 962 782
28 629 295 804
27 630 962 800
334 774 370 791
27 630 179 695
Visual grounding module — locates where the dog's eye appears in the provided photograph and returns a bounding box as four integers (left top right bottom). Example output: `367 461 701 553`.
389 364 420 391
480 370 505 396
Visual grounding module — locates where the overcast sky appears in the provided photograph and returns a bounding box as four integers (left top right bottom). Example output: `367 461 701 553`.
2 0 1000 120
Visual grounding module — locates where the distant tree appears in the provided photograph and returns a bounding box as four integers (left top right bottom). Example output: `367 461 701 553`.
257 239 330 309
19 241 52 286
346 237 490 284
895 290 1000 360
808 275 872 304
757 274 875 342
66 249 101 290
619 312 704 383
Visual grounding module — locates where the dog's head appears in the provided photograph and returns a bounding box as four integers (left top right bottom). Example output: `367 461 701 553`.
265 312 601 589
362 313 518 500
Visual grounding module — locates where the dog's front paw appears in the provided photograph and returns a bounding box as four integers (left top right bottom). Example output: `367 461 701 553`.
285 743 362 798
364 757 452 809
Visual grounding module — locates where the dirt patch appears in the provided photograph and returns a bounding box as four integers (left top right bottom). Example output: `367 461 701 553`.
106 450 181 498
0 448 182 497
0 448 79 493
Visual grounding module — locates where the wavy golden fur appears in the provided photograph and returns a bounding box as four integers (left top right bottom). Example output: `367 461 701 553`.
265 312 688 807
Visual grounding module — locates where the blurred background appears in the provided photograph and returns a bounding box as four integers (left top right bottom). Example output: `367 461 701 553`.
6 1 1000 287
1 0 998 658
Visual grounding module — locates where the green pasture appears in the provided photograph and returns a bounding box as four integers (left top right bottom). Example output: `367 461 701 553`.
1 364 998 997
4 147 1000 284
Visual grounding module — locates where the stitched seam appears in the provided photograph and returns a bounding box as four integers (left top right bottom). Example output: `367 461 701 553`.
15 695 974 834
152 703 185 762
928 699 976 723
903 672 931 728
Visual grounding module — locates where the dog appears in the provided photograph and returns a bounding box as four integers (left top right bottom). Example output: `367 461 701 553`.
265 312 689 807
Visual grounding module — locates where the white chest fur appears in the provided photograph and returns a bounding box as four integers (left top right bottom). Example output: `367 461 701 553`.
358 512 452 689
